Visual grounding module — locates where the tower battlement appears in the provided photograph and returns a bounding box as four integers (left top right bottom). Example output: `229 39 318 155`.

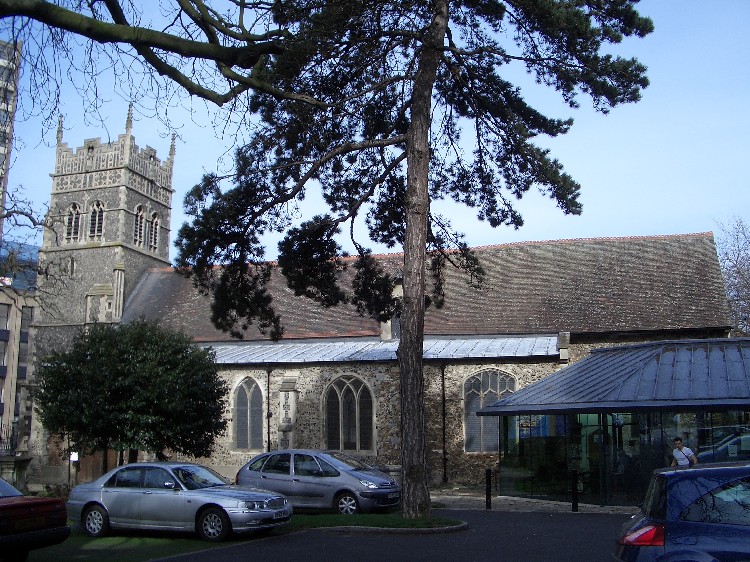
38 106 175 332
53 121 174 206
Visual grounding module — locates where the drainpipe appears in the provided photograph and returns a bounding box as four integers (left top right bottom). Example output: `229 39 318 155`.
441 363 448 484
266 366 272 452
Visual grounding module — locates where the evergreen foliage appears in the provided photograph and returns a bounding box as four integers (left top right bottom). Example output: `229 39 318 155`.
2 0 653 519
174 0 653 339
35 321 228 459
171 1 652 518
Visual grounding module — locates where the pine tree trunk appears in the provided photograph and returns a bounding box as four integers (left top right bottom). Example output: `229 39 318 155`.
399 0 448 520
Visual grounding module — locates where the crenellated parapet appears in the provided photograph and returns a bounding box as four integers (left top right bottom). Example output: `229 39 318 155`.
124 141 174 203
53 133 173 205
52 102 175 204
43 106 174 266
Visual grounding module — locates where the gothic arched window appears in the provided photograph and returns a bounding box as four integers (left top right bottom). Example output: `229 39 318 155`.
325 376 373 452
148 213 159 252
133 205 145 246
89 201 104 241
464 369 516 453
234 378 263 450
65 203 81 243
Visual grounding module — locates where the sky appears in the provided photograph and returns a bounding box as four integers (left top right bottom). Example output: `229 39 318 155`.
5 0 750 262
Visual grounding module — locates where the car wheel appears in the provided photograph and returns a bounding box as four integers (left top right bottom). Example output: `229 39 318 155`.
335 492 359 515
83 504 110 538
198 507 231 542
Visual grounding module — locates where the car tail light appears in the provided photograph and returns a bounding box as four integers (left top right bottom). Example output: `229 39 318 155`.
618 524 665 546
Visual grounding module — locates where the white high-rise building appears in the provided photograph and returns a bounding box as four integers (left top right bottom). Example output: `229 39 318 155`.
0 40 20 238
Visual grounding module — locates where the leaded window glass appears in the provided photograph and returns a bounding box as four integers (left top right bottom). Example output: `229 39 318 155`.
235 378 263 450
89 201 104 240
65 203 81 243
325 376 373 452
149 213 159 252
464 370 516 452
133 205 145 246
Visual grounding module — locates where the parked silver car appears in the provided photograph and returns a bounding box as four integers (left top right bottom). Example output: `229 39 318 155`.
67 461 292 541
236 449 400 514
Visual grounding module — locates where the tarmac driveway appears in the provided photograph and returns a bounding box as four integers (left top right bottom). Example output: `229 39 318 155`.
161 509 632 562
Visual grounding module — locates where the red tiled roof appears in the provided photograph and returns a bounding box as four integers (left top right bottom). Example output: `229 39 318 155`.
122 233 731 341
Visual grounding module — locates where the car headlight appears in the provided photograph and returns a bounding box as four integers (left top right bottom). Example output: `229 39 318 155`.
242 500 267 511
358 479 379 489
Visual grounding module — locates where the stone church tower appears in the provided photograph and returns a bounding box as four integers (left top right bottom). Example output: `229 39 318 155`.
27 109 175 488
34 107 175 356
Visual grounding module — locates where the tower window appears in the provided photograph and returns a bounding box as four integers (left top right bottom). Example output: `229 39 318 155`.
149 213 159 252
133 205 145 246
65 203 81 243
89 201 104 241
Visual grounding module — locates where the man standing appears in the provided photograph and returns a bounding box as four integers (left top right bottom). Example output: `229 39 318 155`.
671 437 698 468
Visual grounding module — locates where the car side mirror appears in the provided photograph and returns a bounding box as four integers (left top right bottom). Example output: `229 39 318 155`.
165 481 177 490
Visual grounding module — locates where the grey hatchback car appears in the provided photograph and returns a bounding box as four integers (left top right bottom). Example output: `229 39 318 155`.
66 461 291 541
236 449 401 514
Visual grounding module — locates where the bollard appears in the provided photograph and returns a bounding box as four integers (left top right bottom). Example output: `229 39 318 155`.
571 469 579 512
485 468 492 510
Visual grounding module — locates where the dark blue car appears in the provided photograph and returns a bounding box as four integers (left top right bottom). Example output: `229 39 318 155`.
614 462 750 561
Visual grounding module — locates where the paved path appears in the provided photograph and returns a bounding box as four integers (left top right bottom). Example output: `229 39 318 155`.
431 490 637 514
164 509 633 562
161 492 639 562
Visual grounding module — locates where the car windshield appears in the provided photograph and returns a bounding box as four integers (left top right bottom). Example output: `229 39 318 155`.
0 477 22 498
172 465 229 490
326 452 372 470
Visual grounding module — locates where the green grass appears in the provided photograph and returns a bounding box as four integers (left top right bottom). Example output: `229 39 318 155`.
28 529 220 562
28 512 462 562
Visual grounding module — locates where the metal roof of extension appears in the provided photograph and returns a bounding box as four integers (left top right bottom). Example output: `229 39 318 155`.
206 335 559 365
478 338 750 416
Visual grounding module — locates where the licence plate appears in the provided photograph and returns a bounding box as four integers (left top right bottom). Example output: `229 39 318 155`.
388 492 400 499
274 509 288 519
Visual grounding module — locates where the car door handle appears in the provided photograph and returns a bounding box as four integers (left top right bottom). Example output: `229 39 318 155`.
143 491 152 494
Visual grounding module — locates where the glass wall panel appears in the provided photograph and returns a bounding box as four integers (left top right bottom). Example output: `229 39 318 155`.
493 410 750 506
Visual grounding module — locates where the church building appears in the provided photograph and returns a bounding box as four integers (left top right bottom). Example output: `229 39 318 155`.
25 119 735 504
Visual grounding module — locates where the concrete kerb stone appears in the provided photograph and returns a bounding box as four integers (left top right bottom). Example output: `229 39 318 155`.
322 521 469 534
431 491 638 515
322 492 636 535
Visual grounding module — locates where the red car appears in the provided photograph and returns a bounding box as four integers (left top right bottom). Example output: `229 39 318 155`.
0 476 70 562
